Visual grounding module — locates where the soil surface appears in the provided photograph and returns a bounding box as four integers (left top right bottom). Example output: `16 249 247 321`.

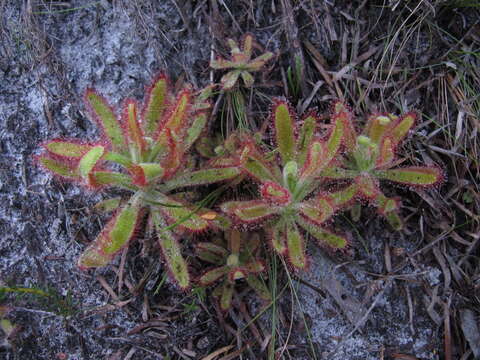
1 1 479 360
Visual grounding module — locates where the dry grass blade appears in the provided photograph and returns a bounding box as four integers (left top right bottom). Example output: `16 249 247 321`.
96 275 120 302
218 346 248 360
304 40 335 91
322 275 366 326
201 345 235 360
460 309 480 358
234 294 264 346
280 0 306 96
126 320 168 335
444 297 452 360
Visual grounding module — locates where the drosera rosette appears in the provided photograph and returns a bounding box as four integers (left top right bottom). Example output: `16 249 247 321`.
219 99 360 271
210 33 274 91
321 102 444 230
196 229 271 311
35 73 241 289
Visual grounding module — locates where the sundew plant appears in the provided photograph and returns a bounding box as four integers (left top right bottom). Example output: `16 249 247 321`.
36 74 240 289
36 70 443 296
219 101 442 269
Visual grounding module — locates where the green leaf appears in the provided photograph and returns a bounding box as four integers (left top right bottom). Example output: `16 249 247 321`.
228 267 246 281
331 101 356 151
328 184 358 207
137 163 164 181
286 222 307 269
125 100 146 157
355 175 379 198
273 101 296 165
147 132 169 163
297 114 317 166
78 203 140 268
85 90 125 151
326 112 344 160
297 217 347 249
283 160 298 192
229 229 241 255
103 152 133 168
154 193 209 232
390 112 416 147
184 112 208 151
103 204 139 254
220 280 234 310
246 275 271 301
38 156 78 179
248 52 274 70
196 242 229 265
374 167 441 186
221 200 278 223
143 74 168 136
367 115 392 144
163 167 240 191
385 211 403 230
260 181 291 204
221 70 241 90
159 130 182 179
205 212 232 231
241 145 277 182
194 84 215 110
78 145 104 179
376 137 394 167
321 166 358 179
163 90 190 136
91 171 134 189
242 34 253 60
270 220 287 254
198 266 229 285
299 140 327 181
153 212 190 289
298 199 334 224
375 193 400 214
45 140 92 157
241 71 255 87
244 260 265 273
210 58 237 70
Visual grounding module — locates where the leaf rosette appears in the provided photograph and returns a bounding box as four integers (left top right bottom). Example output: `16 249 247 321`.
220 100 358 270
321 102 443 230
36 74 240 289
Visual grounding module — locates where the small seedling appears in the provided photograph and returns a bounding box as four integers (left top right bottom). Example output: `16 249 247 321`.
210 33 274 91
196 229 271 310
36 74 240 289
321 102 443 230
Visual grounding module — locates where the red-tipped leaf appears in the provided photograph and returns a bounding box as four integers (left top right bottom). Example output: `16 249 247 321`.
143 73 169 136
272 100 296 165
78 202 140 268
221 200 279 223
85 89 126 152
